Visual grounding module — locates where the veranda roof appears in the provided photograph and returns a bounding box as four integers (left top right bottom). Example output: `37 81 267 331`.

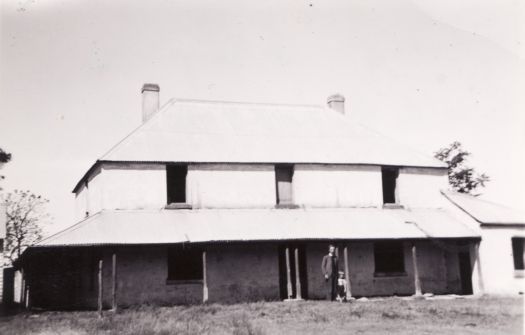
33 208 479 248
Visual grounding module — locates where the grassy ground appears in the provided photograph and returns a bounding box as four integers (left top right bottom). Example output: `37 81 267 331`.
0 296 522 335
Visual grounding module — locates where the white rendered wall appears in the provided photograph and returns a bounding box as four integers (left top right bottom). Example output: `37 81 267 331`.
102 163 167 210
187 164 276 208
397 168 449 208
293 165 382 207
478 227 525 295
74 163 452 212
438 196 522 296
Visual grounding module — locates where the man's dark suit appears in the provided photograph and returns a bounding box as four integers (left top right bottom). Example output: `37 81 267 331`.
321 253 338 301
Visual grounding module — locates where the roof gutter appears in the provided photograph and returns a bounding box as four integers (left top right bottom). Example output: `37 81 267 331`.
72 160 103 193
25 236 482 250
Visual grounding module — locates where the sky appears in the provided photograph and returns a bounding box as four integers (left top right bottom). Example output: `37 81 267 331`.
0 0 524 235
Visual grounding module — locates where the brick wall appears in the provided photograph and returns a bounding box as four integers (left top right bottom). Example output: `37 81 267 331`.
26 240 464 309
26 244 280 309
306 241 462 299
206 243 280 303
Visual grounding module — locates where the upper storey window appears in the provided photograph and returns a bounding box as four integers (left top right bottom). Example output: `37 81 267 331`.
382 167 399 205
275 165 294 206
167 165 188 205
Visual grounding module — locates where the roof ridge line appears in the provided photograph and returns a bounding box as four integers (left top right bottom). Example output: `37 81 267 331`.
165 98 324 109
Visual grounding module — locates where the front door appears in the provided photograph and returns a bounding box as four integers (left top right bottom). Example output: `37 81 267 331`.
458 251 473 295
278 244 308 300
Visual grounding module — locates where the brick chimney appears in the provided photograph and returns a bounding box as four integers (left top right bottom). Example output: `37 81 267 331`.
327 93 345 115
142 83 160 122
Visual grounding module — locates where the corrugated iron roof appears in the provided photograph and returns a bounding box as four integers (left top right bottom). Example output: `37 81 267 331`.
33 208 479 248
442 190 525 226
100 99 446 167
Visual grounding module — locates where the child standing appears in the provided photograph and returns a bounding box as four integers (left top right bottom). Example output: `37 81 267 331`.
336 271 347 302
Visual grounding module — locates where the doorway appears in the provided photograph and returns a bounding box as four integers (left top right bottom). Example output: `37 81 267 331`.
458 251 473 295
278 244 308 300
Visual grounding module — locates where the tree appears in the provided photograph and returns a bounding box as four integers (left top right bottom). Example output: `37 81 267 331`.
0 147 11 190
434 141 490 195
0 147 10 163
2 190 50 263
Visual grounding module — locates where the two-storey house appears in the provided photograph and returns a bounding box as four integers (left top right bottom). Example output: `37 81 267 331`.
17 84 488 309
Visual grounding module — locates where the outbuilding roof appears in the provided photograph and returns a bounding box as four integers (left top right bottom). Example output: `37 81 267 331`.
33 208 479 248
101 99 445 167
442 190 525 226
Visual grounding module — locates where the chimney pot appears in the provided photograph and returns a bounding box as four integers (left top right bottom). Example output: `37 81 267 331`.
142 83 160 122
327 93 345 114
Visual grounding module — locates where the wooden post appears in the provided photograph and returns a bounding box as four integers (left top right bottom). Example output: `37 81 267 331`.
20 269 25 305
285 247 292 299
343 246 352 299
202 250 208 303
111 253 117 312
98 259 103 318
294 248 302 300
475 242 485 295
25 285 30 309
411 243 422 296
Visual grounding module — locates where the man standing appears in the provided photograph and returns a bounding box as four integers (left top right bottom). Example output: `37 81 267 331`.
321 244 338 301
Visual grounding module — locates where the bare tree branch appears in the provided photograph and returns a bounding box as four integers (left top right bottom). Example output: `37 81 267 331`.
2 189 51 264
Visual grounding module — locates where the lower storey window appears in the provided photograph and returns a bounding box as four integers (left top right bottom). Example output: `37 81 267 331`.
167 246 203 281
512 237 524 271
374 241 405 276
